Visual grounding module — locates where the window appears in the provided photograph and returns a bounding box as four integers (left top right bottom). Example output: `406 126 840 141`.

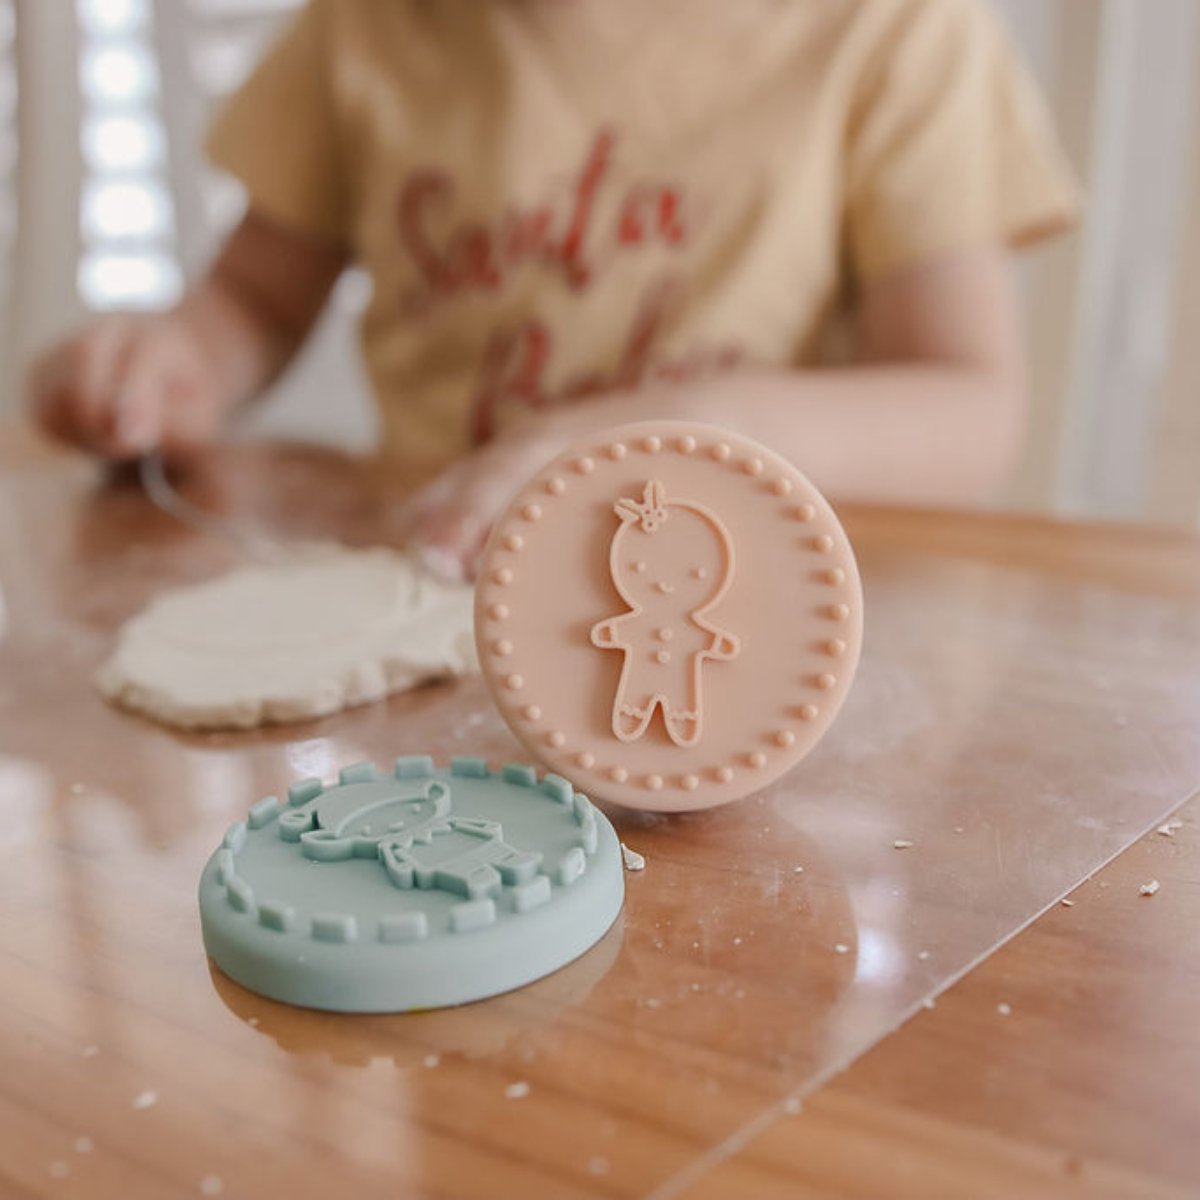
0 0 15 339
76 0 181 309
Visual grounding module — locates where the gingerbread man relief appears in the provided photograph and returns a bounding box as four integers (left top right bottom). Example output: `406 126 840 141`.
591 480 740 747
282 780 543 901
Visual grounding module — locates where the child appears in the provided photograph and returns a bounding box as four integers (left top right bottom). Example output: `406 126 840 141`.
29 0 1077 581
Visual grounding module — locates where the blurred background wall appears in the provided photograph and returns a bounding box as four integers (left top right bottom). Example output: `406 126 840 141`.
1 0 1198 526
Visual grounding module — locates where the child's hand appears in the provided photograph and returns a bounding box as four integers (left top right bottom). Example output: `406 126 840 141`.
404 424 571 583
28 314 222 460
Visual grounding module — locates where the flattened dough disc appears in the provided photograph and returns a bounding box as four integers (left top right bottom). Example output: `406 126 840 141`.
97 547 477 730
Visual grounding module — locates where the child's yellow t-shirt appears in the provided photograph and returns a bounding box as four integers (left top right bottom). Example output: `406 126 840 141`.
207 0 1078 482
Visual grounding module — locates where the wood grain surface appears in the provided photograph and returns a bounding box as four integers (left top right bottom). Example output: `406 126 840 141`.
1 429 1198 1200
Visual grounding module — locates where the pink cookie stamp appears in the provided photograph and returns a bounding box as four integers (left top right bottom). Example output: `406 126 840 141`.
476 421 863 811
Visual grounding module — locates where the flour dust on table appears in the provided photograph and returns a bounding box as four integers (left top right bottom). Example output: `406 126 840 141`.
96 546 477 730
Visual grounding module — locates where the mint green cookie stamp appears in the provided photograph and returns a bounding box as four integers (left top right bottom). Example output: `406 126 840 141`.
199 756 624 1012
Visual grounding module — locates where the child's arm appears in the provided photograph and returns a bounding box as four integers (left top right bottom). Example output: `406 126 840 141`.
408 243 1026 579
29 210 346 459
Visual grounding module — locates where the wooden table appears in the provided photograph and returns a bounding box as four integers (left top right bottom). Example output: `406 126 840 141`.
2 431 1199 1200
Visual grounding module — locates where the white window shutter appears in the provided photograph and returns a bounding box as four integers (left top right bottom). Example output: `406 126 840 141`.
0 0 16 398
152 0 375 449
75 0 180 310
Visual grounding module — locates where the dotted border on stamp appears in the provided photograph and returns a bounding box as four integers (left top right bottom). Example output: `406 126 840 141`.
478 430 861 796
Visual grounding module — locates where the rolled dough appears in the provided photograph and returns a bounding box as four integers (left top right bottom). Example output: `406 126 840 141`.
96 547 477 730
